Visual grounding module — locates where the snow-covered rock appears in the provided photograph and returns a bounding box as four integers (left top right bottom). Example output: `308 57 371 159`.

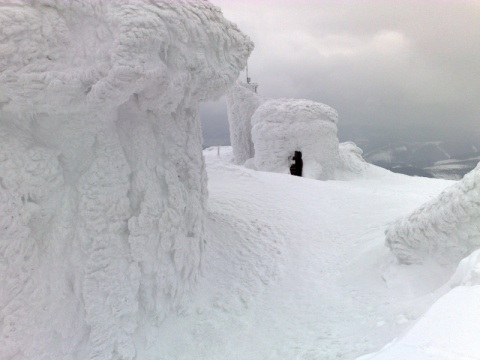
386 162 480 267
0 1 252 359
337 141 368 179
226 82 264 164
251 98 340 179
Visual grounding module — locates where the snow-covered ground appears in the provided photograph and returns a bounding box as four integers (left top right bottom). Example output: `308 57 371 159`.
142 146 479 360
2 2 479 358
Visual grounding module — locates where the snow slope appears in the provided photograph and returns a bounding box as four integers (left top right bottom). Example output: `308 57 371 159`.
360 249 480 360
2 1 478 358
137 146 475 360
0 2 252 359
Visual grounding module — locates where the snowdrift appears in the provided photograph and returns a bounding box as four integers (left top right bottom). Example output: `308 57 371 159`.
0 1 252 359
359 249 480 360
386 162 480 266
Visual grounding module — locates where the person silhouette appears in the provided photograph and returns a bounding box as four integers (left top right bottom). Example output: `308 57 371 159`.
290 151 303 176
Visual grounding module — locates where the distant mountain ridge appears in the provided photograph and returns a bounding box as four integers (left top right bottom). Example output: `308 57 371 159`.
363 140 480 179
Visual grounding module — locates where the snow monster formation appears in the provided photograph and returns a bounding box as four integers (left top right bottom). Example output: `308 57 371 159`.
0 1 252 359
386 163 480 267
251 99 340 179
226 82 264 165
226 81 366 179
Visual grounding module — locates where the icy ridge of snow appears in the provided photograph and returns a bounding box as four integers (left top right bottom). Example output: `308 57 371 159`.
0 1 252 359
251 98 341 179
337 141 368 179
386 162 480 266
226 82 265 164
446 249 480 287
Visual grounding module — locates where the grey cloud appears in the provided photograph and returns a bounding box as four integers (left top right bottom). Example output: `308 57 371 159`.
201 0 480 148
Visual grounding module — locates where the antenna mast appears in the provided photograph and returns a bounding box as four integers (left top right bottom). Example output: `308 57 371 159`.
245 61 258 93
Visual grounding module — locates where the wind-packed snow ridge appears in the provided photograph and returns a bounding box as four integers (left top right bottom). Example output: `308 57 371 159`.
0 1 252 359
386 163 480 266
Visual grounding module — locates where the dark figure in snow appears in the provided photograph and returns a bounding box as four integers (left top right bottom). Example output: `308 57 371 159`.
290 151 303 177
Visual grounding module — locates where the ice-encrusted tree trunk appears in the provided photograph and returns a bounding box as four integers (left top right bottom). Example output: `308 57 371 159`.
386 163 480 267
226 81 264 164
0 1 252 359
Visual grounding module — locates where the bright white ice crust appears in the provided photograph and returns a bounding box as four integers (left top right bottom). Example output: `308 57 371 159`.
386 163 480 267
0 1 251 358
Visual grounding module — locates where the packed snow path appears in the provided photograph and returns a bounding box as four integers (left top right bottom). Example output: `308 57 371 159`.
150 147 456 359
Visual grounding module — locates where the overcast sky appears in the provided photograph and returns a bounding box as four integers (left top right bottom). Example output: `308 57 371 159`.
200 0 480 147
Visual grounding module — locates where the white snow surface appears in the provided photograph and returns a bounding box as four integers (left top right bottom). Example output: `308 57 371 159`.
251 98 341 179
226 81 264 165
139 146 480 360
0 1 252 359
360 249 480 360
386 162 480 267
2 1 479 358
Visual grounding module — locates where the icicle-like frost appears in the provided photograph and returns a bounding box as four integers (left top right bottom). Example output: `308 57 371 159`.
0 1 252 359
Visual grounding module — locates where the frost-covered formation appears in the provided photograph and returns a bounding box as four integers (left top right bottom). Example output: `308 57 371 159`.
0 1 252 359
226 83 366 179
386 163 480 266
226 81 264 164
251 99 341 179
337 142 368 179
